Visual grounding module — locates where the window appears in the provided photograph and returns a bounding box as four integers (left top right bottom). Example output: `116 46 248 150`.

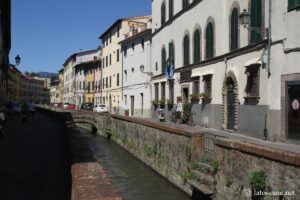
245 66 260 97
193 79 200 94
169 0 174 19
183 34 190 66
117 73 119 86
79 82 81 90
169 80 174 103
124 46 127 57
203 75 212 98
106 77 108 89
193 29 201 64
230 8 239 51
109 33 112 43
161 82 166 101
124 70 127 81
288 0 300 11
103 79 105 89
92 81 95 91
141 38 145 50
132 42 135 51
161 2 166 25
117 49 120 62
83 81 86 90
109 76 111 88
117 25 120 37
106 56 108 67
182 0 189 9
206 22 214 59
154 83 159 102
169 42 175 67
103 58 105 68
124 95 127 105
161 47 166 74
94 56 97 60
250 0 262 44
109 54 112 65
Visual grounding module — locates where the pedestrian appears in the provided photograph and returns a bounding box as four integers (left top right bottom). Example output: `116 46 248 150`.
28 100 36 121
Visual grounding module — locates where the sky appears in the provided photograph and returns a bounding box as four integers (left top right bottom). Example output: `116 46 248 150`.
9 0 151 73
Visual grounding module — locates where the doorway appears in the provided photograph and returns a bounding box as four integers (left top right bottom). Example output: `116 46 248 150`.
131 96 135 116
287 82 300 140
227 78 235 130
182 87 189 104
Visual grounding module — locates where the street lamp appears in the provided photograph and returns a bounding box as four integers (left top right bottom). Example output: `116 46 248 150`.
15 55 21 66
239 9 251 27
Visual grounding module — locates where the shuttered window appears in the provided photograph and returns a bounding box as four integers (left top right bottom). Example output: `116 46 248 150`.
182 0 189 9
161 47 166 74
250 0 262 44
161 2 166 25
183 35 190 66
230 8 239 51
288 0 300 11
193 29 201 64
169 42 175 67
206 23 214 59
169 0 174 19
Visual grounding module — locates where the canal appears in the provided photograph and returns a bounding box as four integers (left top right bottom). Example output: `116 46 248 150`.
77 127 191 200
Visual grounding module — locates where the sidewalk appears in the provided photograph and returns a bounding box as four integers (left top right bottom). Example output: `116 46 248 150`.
0 112 71 200
147 118 300 154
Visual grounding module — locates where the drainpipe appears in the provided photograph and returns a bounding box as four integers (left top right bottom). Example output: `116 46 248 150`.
267 0 272 78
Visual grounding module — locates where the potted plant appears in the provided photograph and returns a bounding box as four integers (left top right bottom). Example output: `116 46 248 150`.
159 99 166 108
166 99 174 109
200 92 211 104
151 100 158 107
190 93 200 104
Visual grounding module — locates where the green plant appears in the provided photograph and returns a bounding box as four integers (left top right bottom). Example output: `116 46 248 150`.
159 99 166 105
225 176 233 187
190 93 200 99
211 160 219 175
250 171 267 192
151 100 158 106
182 171 196 184
182 104 192 123
166 99 173 105
200 92 209 98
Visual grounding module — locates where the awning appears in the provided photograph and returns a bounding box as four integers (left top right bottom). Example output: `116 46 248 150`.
244 57 262 67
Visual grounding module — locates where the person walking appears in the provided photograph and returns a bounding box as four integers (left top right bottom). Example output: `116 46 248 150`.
28 100 36 121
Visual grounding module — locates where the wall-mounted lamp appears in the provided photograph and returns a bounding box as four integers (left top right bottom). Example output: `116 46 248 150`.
140 64 153 77
15 54 21 66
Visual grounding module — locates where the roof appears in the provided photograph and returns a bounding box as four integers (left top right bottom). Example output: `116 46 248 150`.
119 29 151 45
63 48 100 67
74 60 101 70
99 15 150 39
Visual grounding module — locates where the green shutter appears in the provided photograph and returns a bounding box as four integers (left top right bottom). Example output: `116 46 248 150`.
250 0 262 43
184 36 190 66
288 0 295 10
206 23 214 59
231 8 238 51
169 42 175 66
162 48 166 74
161 3 166 25
193 30 201 63
169 0 174 19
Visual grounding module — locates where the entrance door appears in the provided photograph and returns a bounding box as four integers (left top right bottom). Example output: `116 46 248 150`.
182 87 189 104
227 78 235 130
287 83 300 140
131 96 135 116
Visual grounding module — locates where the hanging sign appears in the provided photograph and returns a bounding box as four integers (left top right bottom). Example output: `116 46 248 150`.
292 99 299 110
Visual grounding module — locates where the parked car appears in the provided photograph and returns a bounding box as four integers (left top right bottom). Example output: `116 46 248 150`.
63 102 69 108
67 104 76 110
80 103 94 111
93 104 109 113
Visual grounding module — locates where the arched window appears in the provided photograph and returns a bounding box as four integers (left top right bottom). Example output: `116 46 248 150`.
161 2 166 25
183 34 190 66
206 22 214 59
169 42 175 67
193 29 201 64
161 47 166 74
230 8 239 51
250 0 262 43
169 0 174 19
182 0 189 9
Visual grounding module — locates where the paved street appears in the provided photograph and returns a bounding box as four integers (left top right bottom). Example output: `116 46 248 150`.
0 111 71 200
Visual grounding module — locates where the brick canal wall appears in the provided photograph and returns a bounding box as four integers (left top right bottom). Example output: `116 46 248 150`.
38 106 300 199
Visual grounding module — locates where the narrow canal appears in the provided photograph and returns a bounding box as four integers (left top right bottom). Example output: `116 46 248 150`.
77 127 191 200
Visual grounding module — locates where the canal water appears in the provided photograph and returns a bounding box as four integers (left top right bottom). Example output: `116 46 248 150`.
78 127 191 200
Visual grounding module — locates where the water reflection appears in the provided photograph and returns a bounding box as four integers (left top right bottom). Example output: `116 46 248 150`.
78 128 191 200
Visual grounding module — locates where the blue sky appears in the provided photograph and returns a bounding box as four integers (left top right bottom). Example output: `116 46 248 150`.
9 0 151 73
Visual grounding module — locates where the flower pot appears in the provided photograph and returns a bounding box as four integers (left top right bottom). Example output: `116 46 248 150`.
190 98 200 104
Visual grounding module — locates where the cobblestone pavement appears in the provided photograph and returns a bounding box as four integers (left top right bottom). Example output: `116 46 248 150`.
0 112 71 200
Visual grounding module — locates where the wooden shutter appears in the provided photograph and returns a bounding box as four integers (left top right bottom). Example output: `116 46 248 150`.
161 48 166 74
169 0 174 19
161 3 166 25
250 0 262 43
206 23 214 59
184 35 190 66
194 29 201 63
231 8 239 51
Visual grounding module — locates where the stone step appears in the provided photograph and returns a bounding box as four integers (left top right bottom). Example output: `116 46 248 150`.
190 169 215 189
188 180 213 195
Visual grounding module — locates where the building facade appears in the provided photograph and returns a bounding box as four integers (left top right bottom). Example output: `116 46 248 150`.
7 64 22 102
20 75 49 103
120 25 152 117
58 68 64 103
50 79 60 104
100 16 150 114
0 0 11 105
63 55 76 104
151 0 300 142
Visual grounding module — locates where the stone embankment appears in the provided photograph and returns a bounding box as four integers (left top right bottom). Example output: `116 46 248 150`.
38 106 300 200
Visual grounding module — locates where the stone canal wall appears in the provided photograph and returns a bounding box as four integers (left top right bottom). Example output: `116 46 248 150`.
37 106 300 199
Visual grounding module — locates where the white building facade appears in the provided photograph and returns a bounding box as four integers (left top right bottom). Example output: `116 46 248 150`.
120 27 152 118
151 0 300 142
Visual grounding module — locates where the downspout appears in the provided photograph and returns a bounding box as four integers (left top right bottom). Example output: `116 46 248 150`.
267 0 272 78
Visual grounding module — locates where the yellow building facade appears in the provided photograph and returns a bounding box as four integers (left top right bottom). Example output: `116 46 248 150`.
84 65 95 103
